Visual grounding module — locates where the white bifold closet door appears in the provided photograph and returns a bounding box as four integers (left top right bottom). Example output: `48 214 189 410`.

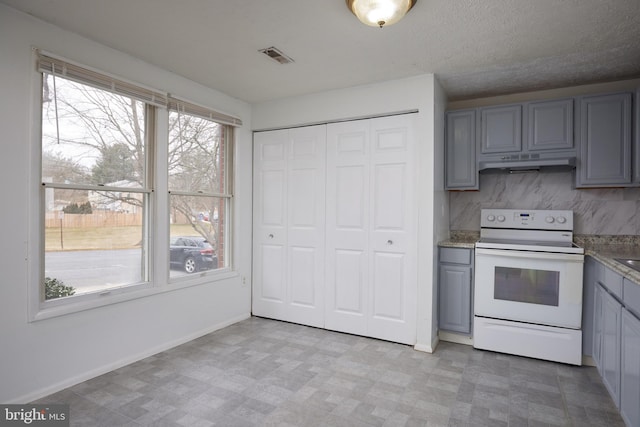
252 125 326 327
325 114 417 345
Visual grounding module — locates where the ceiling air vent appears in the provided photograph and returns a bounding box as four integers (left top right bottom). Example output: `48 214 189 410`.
259 47 294 64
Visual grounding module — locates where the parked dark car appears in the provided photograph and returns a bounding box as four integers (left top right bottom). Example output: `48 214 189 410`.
169 236 218 273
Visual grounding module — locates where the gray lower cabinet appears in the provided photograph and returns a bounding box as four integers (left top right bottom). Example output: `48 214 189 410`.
621 308 640 427
445 109 478 190
589 257 640 425
582 257 596 356
600 284 622 408
438 247 473 334
577 92 633 187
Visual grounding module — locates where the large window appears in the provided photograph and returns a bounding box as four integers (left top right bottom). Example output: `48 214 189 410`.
167 101 233 278
41 70 153 300
36 52 239 311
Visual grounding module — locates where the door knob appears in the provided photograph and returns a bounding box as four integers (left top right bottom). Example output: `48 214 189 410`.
387 240 393 245
268 234 274 239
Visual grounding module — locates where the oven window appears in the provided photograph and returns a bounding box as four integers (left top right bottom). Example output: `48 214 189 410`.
494 267 560 306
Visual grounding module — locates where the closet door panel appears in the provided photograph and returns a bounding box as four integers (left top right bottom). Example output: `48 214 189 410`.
285 126 326 327
325 120 370 335
253 126 325 327
289 246 316 306
372 252 406 320
253 130 289 320
368 115 417 345
260 244 286 302
334 249 367 317
326 115 417 344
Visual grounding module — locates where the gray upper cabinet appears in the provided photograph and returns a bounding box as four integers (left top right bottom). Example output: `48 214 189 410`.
577 92 632 187
480 104 522 154
445 109 478 190
525 98 574 151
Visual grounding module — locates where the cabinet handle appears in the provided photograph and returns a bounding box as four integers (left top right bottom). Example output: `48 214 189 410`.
387 240 393 245
268 234 274 239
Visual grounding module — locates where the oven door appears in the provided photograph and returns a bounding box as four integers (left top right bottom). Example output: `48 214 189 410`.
474 248 584 329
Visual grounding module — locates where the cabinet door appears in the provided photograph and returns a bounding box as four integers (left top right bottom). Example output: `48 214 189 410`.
601 287 622 408
593 283 604 369
577 92 632 187
621 308 640 427
582 257 596 357
480 105 522 154
438 263 471 334
526 99 573 151
252 126 326 328
445 110 478 190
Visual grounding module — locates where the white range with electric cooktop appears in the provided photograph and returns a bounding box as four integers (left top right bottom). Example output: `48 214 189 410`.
474 209 584 365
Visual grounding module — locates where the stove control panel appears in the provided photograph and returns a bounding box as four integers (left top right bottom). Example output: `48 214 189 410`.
481 209 573 231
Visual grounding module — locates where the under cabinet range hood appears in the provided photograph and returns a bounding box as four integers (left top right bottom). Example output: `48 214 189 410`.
478 154 576 173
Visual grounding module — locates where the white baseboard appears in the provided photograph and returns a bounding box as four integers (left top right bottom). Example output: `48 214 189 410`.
438 331 474 346
414 334 440 353
9 312 251 404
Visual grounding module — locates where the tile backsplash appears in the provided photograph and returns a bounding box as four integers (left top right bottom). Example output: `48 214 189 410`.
450 171 640 235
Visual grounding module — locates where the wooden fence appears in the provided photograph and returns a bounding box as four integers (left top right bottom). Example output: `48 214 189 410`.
45 211 143 228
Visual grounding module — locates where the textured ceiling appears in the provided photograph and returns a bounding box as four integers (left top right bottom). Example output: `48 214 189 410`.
2 0 640 103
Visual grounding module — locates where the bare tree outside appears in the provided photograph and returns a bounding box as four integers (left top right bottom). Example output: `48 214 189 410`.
43 74 225 247
168 110 227 254
42 72 228 295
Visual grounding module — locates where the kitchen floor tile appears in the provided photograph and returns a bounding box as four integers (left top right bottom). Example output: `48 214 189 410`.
32 317 626 426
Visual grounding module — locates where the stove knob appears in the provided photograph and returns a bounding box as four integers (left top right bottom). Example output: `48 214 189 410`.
546 216 555 223
487 215 495 222
497 215 505 222
557 216 567 224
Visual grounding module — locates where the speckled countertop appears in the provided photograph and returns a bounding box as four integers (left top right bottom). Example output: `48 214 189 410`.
439 232 640 285
438 231 479 249
575 235 640 285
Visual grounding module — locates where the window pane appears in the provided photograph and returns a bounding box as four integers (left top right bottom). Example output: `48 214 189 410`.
44 188 145 299
169 195 228 277
494 266 560 306
168 111 227 194
42 74 146 187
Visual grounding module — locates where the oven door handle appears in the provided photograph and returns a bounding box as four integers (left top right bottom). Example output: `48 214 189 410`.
475 248 584 262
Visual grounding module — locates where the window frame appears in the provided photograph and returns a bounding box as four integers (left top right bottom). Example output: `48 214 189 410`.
167 103 235 280
29 50 241 321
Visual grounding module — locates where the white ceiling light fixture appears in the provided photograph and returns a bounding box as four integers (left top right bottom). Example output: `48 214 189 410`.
346 0 416 28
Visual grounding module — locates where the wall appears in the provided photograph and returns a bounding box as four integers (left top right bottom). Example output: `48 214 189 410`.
430 78 449 345
450 172 640 234
448 79 640 235
252 74 443 352
0 4 253 403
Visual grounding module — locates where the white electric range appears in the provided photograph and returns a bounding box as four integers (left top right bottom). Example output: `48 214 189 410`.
473 209 585 365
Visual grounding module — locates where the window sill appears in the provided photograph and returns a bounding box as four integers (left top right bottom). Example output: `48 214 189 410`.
30 268 239 322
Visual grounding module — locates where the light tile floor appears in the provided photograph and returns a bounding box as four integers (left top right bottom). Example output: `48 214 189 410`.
34 317 626 426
